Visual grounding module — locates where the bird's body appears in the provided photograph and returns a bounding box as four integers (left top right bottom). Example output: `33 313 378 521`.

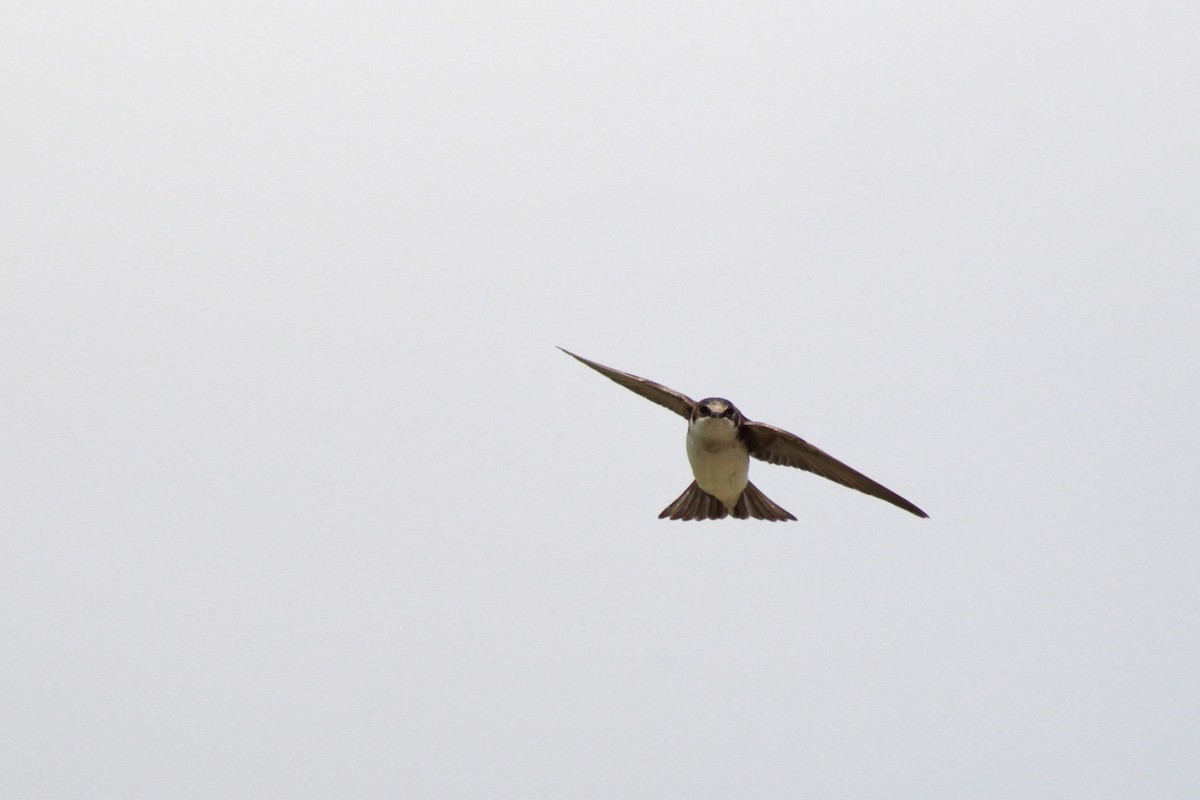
559 347 928 521
685 407 749 511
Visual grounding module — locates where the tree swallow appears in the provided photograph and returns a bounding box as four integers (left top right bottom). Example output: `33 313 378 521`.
559 348 928 521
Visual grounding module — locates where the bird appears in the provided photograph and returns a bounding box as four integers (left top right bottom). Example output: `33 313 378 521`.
559 347 927 521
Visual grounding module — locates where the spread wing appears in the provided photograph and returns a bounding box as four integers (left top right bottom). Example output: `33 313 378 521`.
742 421 928 517
558 347 695 420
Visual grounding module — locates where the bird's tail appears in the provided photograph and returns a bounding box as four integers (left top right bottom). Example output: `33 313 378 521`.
659 481 796 521
732 481 796 521
659 481 729 520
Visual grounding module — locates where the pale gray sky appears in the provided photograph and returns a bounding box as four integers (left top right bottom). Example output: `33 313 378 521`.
4 2 1198 797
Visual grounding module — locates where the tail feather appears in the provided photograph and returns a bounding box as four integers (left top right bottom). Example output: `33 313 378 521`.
659 481 796 521
659 481 728 520
732 481 796 521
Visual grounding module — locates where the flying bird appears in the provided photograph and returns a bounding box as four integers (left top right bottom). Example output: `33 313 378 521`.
559 347 927 521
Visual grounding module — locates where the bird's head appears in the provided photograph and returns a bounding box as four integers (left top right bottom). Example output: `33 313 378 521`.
690 397 744 427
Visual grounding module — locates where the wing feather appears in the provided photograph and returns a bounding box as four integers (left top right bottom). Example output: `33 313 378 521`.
558 347 695 419
742 421 928 518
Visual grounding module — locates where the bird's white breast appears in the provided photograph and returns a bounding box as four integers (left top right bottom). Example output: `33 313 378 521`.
686 417 750 510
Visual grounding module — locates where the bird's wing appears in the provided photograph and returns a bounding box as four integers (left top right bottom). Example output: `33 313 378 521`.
741 421 928 518
558 347 696 420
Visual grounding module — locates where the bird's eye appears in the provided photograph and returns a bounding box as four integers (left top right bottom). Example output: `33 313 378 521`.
697 406 709 416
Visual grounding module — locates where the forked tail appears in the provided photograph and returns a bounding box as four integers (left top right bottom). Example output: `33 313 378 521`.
659 480 796 521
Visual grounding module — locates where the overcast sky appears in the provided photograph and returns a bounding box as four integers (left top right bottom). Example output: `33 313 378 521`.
4 1 1199 797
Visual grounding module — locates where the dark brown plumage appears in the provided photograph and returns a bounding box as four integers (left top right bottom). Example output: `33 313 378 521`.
560 347 927 520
